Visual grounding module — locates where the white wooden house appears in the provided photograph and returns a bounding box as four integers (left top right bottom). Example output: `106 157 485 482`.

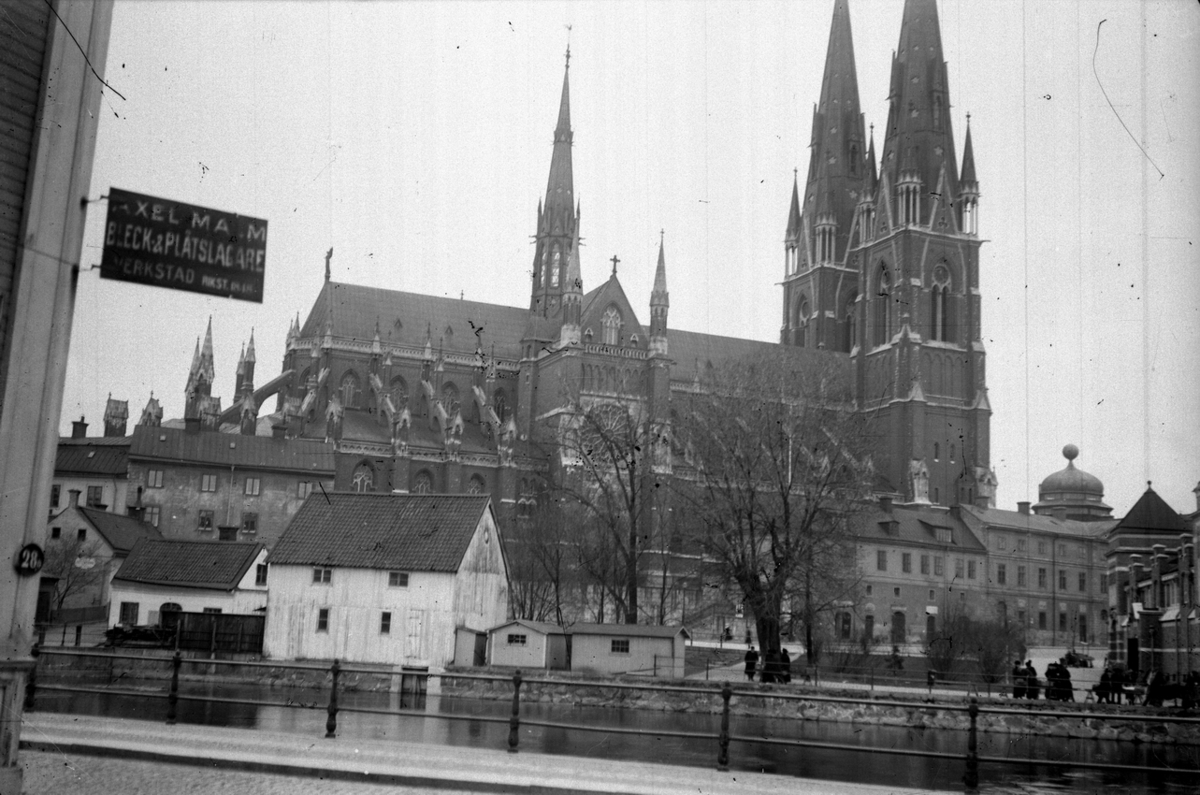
487 619 568 670
262 493 508 669
108 539 268 626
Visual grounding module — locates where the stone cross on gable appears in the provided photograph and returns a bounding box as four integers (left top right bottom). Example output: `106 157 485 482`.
610 254 619 275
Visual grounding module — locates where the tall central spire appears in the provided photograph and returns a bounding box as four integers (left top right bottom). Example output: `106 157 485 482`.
529 48 581 318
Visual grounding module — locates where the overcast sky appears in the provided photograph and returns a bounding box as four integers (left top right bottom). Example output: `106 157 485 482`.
61 0 1199 519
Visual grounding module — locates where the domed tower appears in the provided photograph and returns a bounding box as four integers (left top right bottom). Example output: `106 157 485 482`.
1033 444 1112 522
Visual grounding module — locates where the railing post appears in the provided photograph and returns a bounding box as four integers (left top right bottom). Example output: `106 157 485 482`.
24 642 39 712
166 650 181 725
507 669 523 753
963 696 979 792
325 659 341 738
717 681 732 771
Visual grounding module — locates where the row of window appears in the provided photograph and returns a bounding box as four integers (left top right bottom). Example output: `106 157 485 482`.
350 463 486 496
328 369 511 422
994 564 1093 592
876 551 978 580
118 602 224 625
197 510 257 534
311 567 409 588
143 471 318 499
993 535 1089 560
49 484 105 508
505 633 629 655
315 608 396 635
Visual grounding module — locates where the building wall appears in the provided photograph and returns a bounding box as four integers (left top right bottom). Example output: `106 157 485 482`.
50 476 128 514
489 625 550 669
570 634 683 678
129 458 331 547
107 579 268 628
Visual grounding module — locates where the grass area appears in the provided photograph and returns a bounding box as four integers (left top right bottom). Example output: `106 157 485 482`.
683 645 746 677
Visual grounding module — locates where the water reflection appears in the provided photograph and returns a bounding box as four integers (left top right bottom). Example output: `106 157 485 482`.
36 680 1199 793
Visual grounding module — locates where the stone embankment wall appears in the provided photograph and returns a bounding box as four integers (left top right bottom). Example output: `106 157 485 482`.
440 673 1200 747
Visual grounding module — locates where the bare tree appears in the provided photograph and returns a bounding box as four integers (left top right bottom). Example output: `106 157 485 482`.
674 352 875 660
505 496 579 625
42 537 108 616
541 392 668 624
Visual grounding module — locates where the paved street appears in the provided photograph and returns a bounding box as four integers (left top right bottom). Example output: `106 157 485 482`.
21 713 917 795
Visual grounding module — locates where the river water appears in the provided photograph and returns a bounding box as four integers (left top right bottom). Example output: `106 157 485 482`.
32 680 1199 793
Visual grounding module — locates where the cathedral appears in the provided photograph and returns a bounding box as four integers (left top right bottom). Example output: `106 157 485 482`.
175 0 994 527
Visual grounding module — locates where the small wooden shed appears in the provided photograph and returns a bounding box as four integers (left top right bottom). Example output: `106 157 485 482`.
569 623 690 679
487 619 568 670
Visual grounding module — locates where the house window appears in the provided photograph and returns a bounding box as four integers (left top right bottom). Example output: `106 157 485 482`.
996 535 1006 550
996 564 1007 585
77 528 87 542
876 551 887 571
313 567 332 584
1017 566 1027 587
967 560 976 579
838 612 852 640
920 555 930 575
901 553 912 573
934 557 945 576
148 469 164 489
1100 573 1108 591
1058 570 1067 590
198 510 214 531
1017 609 1026 625
611 639 630 654
1038 611 1047 630
242 512 258 533
955 558 964 579
1038 568 1047 589
935 527 952 544
119 602 139 625
50 527 61 539
507 634 527 646
893 587 901 597
244 477 261 496
340 371 361 409
298 481 314 499
380 612 392 635
352 463 373 493
145 506 160 527
255 564 268 586
86 486 102 507
388 571 409 588
1078 572 1087 592
1037 541 1047 555
1058 611 1068 632
865 585 873 596
928 589 936 600
50 485 60 508
201 474 218 492
317 608 329 632
1017 538 1027 552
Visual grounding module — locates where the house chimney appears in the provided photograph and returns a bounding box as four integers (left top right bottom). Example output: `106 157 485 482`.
949 505 962 521
68 489 81 507
71 416 88 438
185 416 201 434
880 496 893 514
1017 501 1030 515
271 423 286 440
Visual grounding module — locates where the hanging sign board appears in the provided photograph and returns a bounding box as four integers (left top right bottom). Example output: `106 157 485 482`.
100 188 267 303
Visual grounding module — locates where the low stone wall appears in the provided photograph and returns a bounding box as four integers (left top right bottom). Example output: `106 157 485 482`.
440 672 1200 746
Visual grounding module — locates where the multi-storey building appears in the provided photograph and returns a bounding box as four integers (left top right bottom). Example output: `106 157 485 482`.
51 408 131 515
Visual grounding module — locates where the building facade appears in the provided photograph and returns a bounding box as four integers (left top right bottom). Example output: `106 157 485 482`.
52 415 131 514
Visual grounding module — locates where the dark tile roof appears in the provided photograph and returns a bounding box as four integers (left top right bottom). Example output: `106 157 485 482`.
56 438 130 477
130 425 335 474
568 623 689 639
667 330 852 385
77 507 162 555
1113 488 1187 535
114 539 264 591
854 504 986 551
269 492 492 572
300 282 528 361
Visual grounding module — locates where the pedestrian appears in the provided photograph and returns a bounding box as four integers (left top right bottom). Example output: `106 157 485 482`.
1058 659 1074 702
780 647 792 684
1024 661 1040 700
1011 660 1026 699
926 669 936 698
744 644 759 682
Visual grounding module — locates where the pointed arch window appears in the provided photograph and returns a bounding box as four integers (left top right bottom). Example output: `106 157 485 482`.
844 293 857 352
796 297 811 348
467 474 486 495
601 306 622 346
388 376 408 414
442 382 460 416
931 264 950 342
874 266 892 346
352 462 374 493
933 95 943 131
550 247 561 287
340 371 361 409
849 144 859 176
786 243 797 275
412 470 433 494
492 388 509 423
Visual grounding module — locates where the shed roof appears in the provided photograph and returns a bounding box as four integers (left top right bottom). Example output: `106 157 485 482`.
269 492 492 572
76 507 162 555
114 539 264 591
130 425 335 474
490 619 567 636
568 623 689 640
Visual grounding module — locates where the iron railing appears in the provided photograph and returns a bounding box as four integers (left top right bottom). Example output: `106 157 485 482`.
26 646 1200 793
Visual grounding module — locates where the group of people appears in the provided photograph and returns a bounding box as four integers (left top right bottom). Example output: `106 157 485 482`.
743 645 792 683
1012 658 1078 701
